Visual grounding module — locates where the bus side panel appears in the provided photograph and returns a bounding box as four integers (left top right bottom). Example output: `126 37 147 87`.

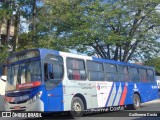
45 83 64 111
120 83 142 106
96 82 114 108
105 82 118 107
148 83 159 101
63 80 95 111
128 83 146 104
118 82 129 106
138 83 158 103
141 83 149 103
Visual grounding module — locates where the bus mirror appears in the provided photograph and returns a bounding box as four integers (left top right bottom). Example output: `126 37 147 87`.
0 75 7 82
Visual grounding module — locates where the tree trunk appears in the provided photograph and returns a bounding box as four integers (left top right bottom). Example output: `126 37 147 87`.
13 14 19 52
32 0 37 45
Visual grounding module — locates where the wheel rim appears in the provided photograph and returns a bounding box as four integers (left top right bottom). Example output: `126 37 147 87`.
73 101 82 112
134 97 140 107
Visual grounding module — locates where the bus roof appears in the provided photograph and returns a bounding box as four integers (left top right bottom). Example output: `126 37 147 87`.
5 48 154 70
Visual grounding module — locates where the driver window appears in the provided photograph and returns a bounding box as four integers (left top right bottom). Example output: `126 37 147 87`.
44 54 64 90
44 63 54 81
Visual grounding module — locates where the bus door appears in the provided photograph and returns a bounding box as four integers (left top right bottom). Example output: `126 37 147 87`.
44 54 64 111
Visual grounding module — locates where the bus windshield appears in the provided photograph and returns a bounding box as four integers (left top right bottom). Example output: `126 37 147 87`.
6 60 42 92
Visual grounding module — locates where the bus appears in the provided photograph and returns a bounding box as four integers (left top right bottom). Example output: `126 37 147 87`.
0 66 7 96
4 48 159 117
0 76 6 96
156 76 160 92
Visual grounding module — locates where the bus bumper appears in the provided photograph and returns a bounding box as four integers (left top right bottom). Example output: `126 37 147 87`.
5 99 44 111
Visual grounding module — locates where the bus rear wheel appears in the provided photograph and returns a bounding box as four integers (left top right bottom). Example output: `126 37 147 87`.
71 97 84 118
133 94 141 110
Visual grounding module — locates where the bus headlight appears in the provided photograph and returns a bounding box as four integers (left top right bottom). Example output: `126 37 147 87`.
28 91 42 104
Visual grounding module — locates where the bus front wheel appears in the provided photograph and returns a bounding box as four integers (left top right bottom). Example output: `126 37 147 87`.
71 97 84 118
133 94 141 110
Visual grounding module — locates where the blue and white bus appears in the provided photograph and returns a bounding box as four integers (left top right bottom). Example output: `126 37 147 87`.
4 48 159 117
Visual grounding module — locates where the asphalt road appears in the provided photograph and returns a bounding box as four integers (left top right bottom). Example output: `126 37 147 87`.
0 95 160 120
80 99 160 120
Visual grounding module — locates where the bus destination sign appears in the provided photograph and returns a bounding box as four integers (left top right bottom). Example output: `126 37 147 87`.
9 50 39 63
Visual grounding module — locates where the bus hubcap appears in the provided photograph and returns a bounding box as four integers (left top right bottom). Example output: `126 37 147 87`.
135 99 139 107
73 102 81 111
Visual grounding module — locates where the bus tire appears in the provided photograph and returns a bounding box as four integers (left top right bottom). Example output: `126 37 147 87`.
133 94 141 110
71 97 84 118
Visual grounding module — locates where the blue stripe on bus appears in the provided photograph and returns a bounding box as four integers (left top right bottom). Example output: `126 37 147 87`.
105 83 114 107
112 82 120 106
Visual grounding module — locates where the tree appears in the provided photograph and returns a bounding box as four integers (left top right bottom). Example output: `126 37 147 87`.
1 0 160 65
0 0 66 64
0 46 9 66
43 0 160 62
144 57 160 75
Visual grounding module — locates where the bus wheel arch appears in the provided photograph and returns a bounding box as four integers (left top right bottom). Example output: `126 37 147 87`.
133 92 141 110
72 93 87 110
70 94 87 117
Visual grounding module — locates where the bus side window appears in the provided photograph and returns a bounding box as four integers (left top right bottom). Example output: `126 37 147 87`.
139 68 148 82
129 67 139 82
147 69 154 82
44 63 49 80
87 61 104 81
67 58 86 80
104 63 118 82
44 54 64 90
44 63 54 81
118 65 130 82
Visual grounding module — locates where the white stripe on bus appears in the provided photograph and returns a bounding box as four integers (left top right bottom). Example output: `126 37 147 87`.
107 83 116 107
113 83 122 106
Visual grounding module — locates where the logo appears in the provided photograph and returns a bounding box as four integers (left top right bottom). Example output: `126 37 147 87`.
97 85 100 90
2 112 11 117
133 84 139 91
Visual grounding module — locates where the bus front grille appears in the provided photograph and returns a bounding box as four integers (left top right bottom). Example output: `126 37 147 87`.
11 109 26 112
10 106 26 111
9 100 28 104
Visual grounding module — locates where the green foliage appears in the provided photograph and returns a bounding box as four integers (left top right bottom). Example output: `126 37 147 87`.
0 0 160 65
0 46 9 66
144 57 160 74
42 0 160 62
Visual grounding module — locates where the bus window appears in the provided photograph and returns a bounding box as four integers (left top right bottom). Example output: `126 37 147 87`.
129 67 140 82
44 63 54 80
139 68 148 82
118 65 130 82
119 74 130 82
104 63 117 73
44 54 64 90
118 65 129 74
105 73 118 82
87 61 103 71
67 58 86 80
147 69 155 82
88 71 104 81
87 61 104 81
128 67 138 74
19 66 30 84
104 63 118 82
